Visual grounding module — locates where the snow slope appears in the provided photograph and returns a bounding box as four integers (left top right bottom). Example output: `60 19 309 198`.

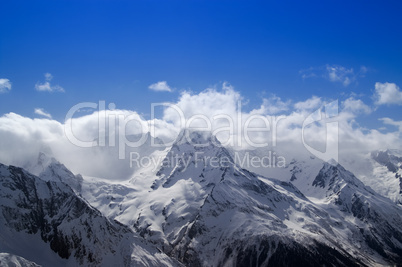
0 253 41 267
0 163 180 267
79 130 402 266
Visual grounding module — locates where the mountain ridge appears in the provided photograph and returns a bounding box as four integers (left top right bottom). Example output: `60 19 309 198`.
79 130 402 266
2 130 402 266
0 162 181 267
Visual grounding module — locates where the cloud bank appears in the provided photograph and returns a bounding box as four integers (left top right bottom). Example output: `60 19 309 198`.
0 82 401 182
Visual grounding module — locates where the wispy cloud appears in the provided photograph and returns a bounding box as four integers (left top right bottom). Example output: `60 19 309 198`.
299 67 317 80
44 73 53 81
326 65 355 86
379 117 402 133
35 73 65 92
300 64 368 87
148 81 172 92
373 82 402 106
0 78 12 93
34 108 52 119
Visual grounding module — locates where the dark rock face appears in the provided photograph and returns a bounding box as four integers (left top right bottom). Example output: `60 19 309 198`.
131 133 402 267
3 138 402 267
0 164 124 265
218 237 365 267
310 163 402 265
0 163 178 267
312 165 338 188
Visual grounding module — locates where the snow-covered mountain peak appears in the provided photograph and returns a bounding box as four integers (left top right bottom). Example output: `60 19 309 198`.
173 129 221 149
23 152 53 176
45 138 402 266
22 152 84 193
37 151 52 167
151 130 234 190
310 162 371 198
39 158 83 193
327 158 338 166
6 132 402 265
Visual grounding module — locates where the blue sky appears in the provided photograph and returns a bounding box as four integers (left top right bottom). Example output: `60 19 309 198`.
1 0 402 128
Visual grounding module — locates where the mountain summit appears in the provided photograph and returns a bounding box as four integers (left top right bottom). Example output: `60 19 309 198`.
77 131 402 266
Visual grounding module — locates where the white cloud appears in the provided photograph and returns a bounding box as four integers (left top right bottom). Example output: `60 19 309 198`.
148 81 172 92
0 79 12 93
0 82 401 183
0 109 160 181
35 82 65 92
35 73 65 92
342 97 371 114
373 82 402 105
379 117 402 132
300 65 369 87
163 83 242 130
34 108 52 119
257 95 291 115
326 65 355 86
294 96 322 111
